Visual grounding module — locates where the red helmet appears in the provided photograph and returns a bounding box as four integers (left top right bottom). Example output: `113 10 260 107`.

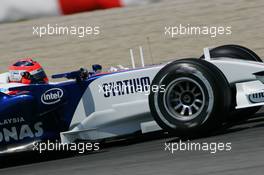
8 58 49 84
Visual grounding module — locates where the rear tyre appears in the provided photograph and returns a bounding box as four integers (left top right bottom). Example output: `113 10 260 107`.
149 59 231 136
201 44 262 120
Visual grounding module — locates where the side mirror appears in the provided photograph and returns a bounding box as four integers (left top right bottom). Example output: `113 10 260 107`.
92 64 102 73
51 68 90 82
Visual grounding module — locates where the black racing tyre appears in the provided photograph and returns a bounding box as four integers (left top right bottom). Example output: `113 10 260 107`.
149 58 232 136
200 44 262 62
201 44 262 120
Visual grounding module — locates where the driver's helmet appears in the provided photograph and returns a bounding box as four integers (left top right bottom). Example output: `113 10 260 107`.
8 58 49 84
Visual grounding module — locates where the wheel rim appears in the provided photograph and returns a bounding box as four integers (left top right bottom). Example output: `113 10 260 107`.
164 77 205 121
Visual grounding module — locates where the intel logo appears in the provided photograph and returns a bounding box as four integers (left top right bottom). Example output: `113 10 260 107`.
41 88 64 105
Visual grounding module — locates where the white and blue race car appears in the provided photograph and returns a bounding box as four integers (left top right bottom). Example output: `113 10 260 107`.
0 44 263 153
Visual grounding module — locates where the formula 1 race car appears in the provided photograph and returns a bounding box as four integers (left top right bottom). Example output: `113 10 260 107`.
0 44 264 154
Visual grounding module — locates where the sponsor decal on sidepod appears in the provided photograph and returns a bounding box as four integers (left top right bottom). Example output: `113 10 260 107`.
41 88 64 105
0 117 43 143
102 77 151 98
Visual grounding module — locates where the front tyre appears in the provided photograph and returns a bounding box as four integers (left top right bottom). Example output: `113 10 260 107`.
149 59 231 136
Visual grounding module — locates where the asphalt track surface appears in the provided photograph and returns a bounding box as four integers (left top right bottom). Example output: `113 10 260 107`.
1 110 264 174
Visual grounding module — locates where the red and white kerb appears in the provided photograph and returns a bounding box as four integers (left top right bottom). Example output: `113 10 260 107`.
0 0 156 22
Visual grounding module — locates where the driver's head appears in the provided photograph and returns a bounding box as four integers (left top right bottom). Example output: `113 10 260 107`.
8 58 49 84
